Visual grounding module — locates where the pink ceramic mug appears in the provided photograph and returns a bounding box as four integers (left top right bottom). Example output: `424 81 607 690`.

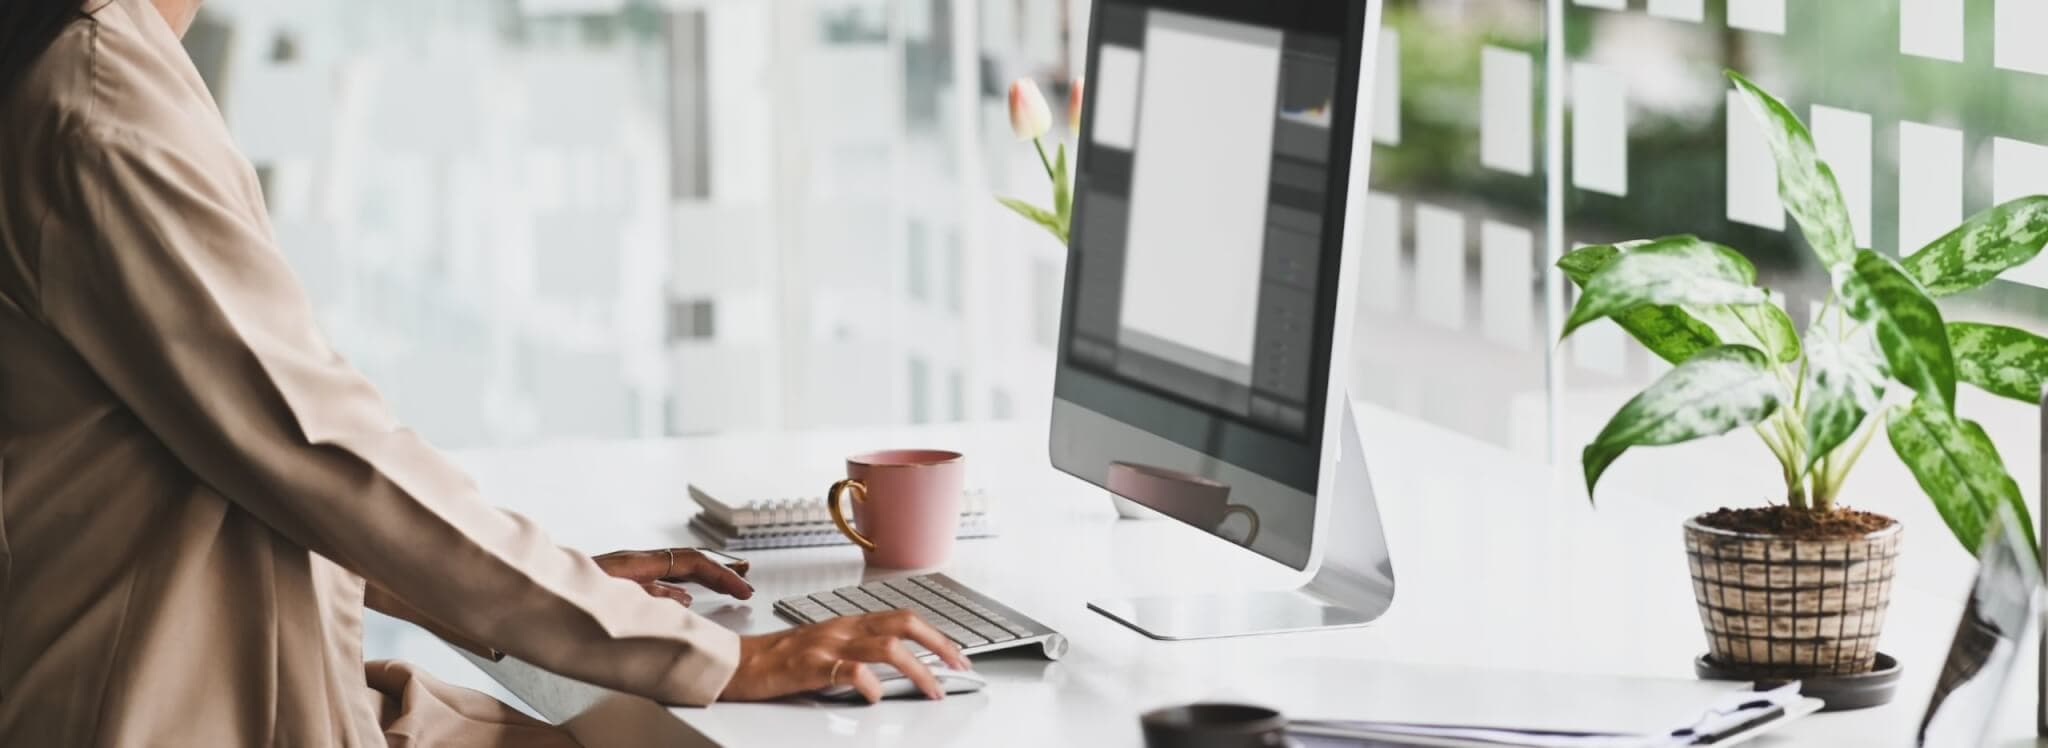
828 450 965 569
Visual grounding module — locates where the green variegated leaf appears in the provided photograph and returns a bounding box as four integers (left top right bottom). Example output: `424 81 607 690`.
1837 249 1956 413
998 196 1065 243
1949 321 2048 403
1691 302 1801 363
1557 243 1721 364
1800 315 1886 473
1727 71 1856 269
1903 197 2048 297
1558 237 1793 362
1888 399 2038 555
1582 345 1782 501
1053 142 1073 237
1611 307 1724 365
1557 240 1666 282
1562 236 1767 338
1747 303 1802 362
1557 244 1621 284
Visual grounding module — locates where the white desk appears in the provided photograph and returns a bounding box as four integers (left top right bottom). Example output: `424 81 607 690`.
426 403 2044 747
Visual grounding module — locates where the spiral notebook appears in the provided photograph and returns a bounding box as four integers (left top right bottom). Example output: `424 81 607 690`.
686 481 995 552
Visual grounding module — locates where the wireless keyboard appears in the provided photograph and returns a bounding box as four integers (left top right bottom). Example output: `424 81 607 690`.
773 572 1069 660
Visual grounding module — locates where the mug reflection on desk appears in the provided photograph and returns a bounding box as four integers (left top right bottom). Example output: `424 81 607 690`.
1107 462 1260 547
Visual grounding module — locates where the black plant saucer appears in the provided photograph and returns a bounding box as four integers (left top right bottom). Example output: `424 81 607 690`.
1694 652 1900 712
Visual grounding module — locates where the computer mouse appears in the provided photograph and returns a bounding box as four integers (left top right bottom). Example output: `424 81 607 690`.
816 663 986 702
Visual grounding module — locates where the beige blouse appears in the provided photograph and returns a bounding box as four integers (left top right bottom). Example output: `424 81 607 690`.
0 1 740 745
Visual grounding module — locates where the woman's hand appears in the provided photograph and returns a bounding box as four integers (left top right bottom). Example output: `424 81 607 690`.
720 610 972 704
591 549 754 607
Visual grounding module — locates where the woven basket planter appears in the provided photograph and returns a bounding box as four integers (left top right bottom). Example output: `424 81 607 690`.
1683 515 1902 676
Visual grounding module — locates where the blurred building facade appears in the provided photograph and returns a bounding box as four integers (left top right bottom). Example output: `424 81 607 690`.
191 0 1089 446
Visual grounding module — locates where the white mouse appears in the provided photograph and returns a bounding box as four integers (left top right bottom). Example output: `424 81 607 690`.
816 663 986 702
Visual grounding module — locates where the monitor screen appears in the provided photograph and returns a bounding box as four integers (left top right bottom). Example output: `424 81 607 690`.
1052 0 1370 571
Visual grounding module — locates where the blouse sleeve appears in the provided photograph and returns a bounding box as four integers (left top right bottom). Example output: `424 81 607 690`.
39 123 739 706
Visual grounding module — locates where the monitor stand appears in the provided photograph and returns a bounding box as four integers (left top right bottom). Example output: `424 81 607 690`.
1088 399 1397 640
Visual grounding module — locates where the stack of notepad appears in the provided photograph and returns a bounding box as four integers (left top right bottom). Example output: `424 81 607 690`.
687 481 996 551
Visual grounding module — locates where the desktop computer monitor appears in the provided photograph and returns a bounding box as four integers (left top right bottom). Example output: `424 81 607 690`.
1050 0 1395 639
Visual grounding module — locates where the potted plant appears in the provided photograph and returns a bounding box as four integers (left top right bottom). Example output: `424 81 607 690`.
1558 71 2048 684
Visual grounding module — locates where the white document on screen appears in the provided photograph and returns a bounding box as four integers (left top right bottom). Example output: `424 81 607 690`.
1116 11 1283 384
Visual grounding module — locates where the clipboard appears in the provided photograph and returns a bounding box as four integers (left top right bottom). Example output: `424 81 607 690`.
1289 682 1823 747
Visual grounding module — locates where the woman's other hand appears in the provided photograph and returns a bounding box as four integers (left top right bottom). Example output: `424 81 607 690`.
591 549 754 607
720 610 972 704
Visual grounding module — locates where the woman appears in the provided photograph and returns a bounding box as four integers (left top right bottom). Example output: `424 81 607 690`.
0 1 969 744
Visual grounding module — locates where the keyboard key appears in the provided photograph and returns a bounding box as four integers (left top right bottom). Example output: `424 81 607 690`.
919 603 974 628
788 600 833 622
837 587 892 613
870 588 918 611
812 593 863 618
925 616 989 647
913 577 1040 638
795 601 835 619
912 576 986 609
898 579 1012 642
912 594 973 617
914 605 953 623
879 579 933 607
943 627 990 648
961 616 1020 644
990 617 1036 639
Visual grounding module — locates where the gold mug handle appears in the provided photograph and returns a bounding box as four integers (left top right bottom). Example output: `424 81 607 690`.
828 479 878 552
1221 505 1261 546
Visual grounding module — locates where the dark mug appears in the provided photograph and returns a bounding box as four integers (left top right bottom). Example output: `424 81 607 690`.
1140 703 1288 748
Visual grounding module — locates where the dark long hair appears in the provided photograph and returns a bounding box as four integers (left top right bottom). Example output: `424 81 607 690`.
0 0 98 100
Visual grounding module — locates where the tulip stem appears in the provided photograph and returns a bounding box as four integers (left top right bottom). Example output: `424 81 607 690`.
1032 138 1056 181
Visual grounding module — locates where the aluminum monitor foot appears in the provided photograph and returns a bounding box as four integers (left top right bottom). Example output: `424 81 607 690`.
1088 590 1378 641
1088 399 1397 640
